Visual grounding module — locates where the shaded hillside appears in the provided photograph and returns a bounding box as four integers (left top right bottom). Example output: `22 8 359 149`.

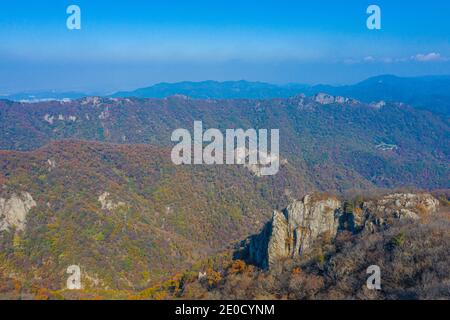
0 140 311 292
1 95 448 190
175 211 450 300
21 192 449 300
128 193 450 301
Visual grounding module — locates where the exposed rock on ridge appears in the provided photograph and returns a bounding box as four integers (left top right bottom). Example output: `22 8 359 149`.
98 192 126 211
248 193 440 269
249 194 342 268
359 193 440 232
0 192 36 232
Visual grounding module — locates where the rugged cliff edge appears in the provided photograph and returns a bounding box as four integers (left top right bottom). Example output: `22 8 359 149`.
0 192 36 232
247 192 440 269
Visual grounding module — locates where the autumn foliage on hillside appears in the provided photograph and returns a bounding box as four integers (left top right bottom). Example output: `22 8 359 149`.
0 140 309 294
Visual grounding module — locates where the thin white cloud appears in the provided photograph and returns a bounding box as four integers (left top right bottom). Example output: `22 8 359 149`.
411 52 447 62
363 56 375 62
345 52 449 65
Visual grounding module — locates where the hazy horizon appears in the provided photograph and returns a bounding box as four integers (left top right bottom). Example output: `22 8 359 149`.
1 0 450 93
4 73 450 97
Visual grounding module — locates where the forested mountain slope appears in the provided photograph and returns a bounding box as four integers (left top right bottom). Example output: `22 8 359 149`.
1 95 448 190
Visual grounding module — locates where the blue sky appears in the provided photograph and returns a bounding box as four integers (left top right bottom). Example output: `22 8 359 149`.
1 0 450 93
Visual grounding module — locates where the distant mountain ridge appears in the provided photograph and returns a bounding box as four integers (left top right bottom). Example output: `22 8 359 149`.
110 75 450 115
310 75 450 115
4 75 450 115
111 80 308 100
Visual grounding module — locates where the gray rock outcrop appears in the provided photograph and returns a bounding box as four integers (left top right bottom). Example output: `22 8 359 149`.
0 192 37 232
359 193 440 232
249 194 342 268
314 93 335 105
248 193 440 269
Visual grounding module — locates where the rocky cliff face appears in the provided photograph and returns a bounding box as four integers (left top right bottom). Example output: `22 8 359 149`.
248 194 342 268
248 193 440 269
0 192 36 232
